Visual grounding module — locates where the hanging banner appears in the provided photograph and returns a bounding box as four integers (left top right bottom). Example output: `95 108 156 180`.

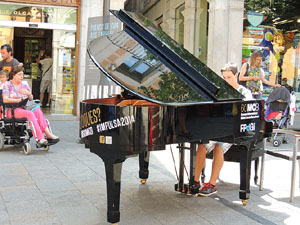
247 11 264 27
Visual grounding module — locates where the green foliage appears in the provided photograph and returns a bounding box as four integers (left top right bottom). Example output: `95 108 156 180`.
245 0 300 24
139 71 203 102
144 18 150 26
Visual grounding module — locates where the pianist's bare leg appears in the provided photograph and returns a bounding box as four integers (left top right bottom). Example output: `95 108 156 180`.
209 144 224 186
198 142 232 196
194 144 207 184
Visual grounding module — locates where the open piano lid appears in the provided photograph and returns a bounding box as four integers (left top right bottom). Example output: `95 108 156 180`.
87 9 244 105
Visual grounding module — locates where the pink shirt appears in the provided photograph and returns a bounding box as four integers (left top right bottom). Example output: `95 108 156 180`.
2 81 31 99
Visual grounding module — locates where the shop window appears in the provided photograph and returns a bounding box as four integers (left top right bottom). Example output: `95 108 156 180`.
52 31 76 114
242 8 300 110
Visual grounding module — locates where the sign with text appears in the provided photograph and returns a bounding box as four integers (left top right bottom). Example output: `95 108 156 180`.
1 0 79 7
84 15 122 100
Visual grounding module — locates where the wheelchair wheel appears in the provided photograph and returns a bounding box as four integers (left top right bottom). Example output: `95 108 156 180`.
0 133 4 150
23 142 31 155
44 146 50 151
273 139 281 147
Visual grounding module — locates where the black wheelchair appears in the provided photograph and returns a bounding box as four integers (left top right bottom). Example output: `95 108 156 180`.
0 95 53 155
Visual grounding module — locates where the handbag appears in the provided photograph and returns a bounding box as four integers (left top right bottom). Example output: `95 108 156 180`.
25 100 38 111
10 81 38 111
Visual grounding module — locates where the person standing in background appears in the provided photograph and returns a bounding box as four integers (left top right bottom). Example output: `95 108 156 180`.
239 50 280 99
0 44 22 73
37 49 53 107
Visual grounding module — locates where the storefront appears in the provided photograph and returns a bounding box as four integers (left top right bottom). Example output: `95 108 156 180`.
243 1 300 110
0 0 80 114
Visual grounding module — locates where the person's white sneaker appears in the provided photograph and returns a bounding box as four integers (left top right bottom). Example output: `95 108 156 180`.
48 135 59 140
38 138 48 145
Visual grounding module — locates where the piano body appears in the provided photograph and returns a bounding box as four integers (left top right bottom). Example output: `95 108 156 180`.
80 9 272 224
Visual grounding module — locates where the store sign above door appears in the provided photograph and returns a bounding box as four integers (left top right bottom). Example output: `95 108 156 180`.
247 11 264 27
1 0 79 7
0 3 77 25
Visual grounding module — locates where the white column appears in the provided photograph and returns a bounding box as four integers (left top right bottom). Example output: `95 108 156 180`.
207 0 244 75
182 0 196 54
77 0 104 115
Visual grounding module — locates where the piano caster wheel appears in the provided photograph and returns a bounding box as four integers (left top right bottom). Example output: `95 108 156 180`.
242 200 248 206
140 179 147 184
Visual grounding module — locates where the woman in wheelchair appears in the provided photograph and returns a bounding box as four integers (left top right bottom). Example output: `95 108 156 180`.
2 65 59 146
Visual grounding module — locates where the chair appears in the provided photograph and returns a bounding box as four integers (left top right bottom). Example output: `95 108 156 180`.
259 129 300 202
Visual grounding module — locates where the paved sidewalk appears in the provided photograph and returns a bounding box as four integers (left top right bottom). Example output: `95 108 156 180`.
0 119 300 225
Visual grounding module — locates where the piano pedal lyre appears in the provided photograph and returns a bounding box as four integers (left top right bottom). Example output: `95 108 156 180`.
174 183 189 193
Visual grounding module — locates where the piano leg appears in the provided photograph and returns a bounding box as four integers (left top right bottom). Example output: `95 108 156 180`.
104 160 124 223
139 151 149 184
254 158 259 185
189 143 197 186
175 143 186 192
239 142 254 205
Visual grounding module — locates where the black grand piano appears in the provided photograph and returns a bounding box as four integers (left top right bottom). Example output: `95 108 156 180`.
80 9 272 224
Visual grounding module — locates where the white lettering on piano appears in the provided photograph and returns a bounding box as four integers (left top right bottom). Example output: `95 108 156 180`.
81 127 94 138
97 115 135 132
247 103 259 112
240 103 260 120
240 123 255 132
241 112 260 120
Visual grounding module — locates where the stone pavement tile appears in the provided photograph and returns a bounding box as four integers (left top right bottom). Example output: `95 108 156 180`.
247 193 300 225
54 165 102 183
6 200 56 225
0 151 22 164
33 178 76 193
99 194 164 225
149 207 210 225
10 217 61 225
0 201 5 212
0 164 28 176
0 174 34 188
28 170 66 180
0 210 10 225
43 190 90 207
120 210 163 225
118 183 211 225
73 181 106 195
84 193 106 213
1 186 43 202
52 204 105 225
0 146 23 156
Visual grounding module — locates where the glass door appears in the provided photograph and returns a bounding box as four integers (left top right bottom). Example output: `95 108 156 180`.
52 30 76 114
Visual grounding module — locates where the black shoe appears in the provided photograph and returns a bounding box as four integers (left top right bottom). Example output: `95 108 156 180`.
47 135 60 144
190 181 201 195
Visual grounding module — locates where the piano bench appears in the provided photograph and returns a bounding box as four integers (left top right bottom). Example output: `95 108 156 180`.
259 129 300 202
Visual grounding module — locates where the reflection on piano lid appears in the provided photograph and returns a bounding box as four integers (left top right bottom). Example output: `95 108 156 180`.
88 9 244 105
